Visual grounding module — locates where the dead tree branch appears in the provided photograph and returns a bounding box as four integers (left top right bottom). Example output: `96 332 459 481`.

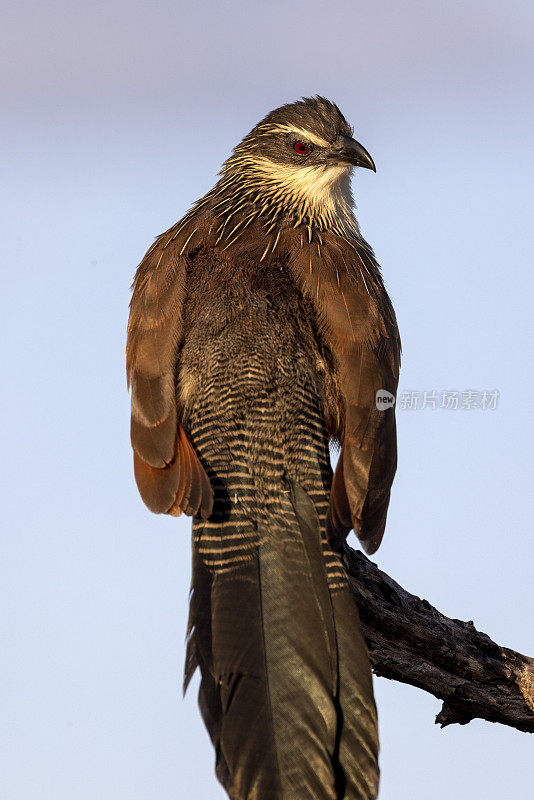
344 546 534 733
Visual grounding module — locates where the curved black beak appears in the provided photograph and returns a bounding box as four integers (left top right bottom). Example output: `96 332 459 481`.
329 135 376 171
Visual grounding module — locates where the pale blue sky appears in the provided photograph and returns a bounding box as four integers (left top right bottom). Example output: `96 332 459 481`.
1 2 533 798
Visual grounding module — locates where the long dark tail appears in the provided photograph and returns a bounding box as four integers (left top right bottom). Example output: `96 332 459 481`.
185 477 379 800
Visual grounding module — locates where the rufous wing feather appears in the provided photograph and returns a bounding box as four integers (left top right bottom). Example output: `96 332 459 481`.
287 230 400 553
127 225 214 519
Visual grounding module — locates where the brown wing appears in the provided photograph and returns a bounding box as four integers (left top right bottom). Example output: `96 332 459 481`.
287 230 400 554
126 223 213 518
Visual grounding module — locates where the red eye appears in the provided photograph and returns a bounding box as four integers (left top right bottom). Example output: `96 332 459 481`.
293 141 310 155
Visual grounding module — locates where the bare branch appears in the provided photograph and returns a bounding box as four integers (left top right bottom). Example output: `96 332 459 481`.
344 546 534 733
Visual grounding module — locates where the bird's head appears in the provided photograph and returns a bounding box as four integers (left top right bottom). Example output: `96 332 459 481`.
217 96 375 235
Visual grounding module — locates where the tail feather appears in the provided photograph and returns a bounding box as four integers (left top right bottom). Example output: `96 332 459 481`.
331 582 380 799
186 479 378 800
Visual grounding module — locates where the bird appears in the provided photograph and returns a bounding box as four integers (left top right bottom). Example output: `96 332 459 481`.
126 96 400 800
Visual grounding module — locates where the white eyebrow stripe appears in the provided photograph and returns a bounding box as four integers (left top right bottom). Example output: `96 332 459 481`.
267 124 330 149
